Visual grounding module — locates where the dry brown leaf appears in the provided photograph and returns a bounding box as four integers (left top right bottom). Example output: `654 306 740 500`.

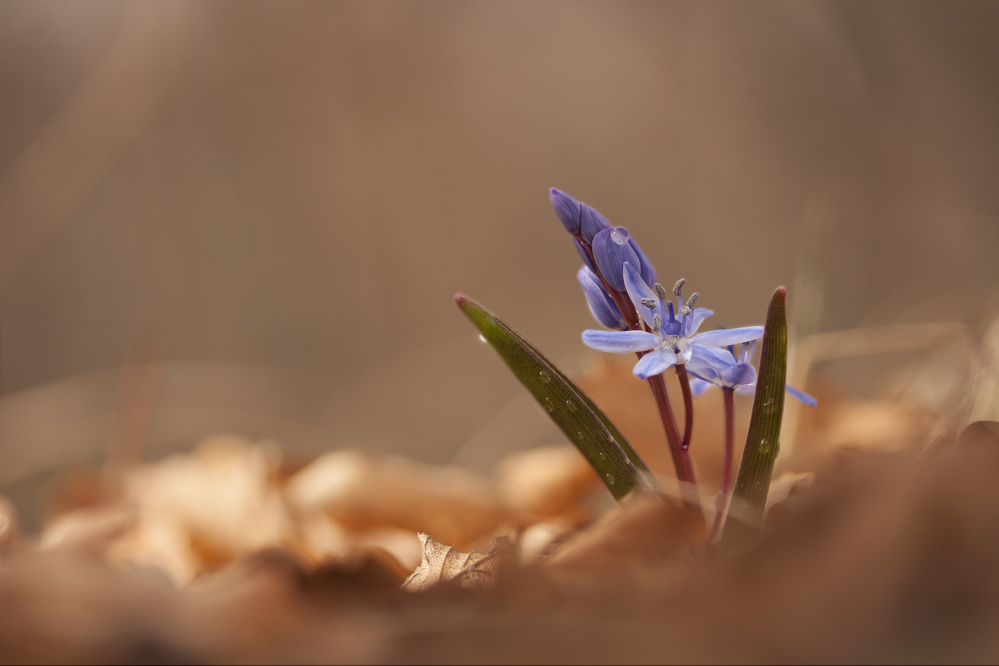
0 496 20 558
549 491 705 580
495 444 599 519
402 533 504 592
957 420 999 448
108 434 294 584
39 506 135 552
287 449 505 549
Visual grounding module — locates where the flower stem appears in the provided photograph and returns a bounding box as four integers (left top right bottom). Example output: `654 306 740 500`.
646 372 699 506
575 232 700 512
709 387 735 541
674 364 694 449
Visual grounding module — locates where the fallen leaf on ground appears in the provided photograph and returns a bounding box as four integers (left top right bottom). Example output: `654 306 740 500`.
287 449 506 549
402 533 508 592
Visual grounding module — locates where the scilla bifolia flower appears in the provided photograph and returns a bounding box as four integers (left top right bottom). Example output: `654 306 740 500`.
688 341 818 406
582 263 764 380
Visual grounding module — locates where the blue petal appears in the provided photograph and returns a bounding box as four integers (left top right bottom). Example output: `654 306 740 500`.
628 238 656 287
720 362 757 387
579 203 612 244
623 262 662 329
582 329 658 353
573 237 597 273
688 376 715 396
691 326 764 347
687 344 737 375
686 307 713 336
577 266 626 330
785 384 817 407
633 350 673 378
591 227 641 292
549 188 581 234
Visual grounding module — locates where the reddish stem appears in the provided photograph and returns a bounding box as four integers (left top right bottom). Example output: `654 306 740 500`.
674 363 694 449
575 233 701 512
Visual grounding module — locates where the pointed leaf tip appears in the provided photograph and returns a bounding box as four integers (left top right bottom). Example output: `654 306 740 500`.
723 286 789 548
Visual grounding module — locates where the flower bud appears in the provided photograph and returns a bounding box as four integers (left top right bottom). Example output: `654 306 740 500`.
720 362 757 388
577 266 627 330
579 204 611 244
591 226 640 292
549 188 582 234
628 238 657 287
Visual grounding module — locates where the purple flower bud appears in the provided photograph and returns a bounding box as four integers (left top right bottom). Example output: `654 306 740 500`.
573 237 597 274
720 362 757 387
591 226 640 292
549 188 582 234
579 204 611 244
577 266 626 330
628 238 657 287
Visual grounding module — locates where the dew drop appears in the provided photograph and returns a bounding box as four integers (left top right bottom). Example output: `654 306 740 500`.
565 400 577 413
597 451 606 459
604 473 615 485
623 457 631 466
477 333 488 344
576 431 584 440
610 227 630 246
543 397 554 413
539 370 552 384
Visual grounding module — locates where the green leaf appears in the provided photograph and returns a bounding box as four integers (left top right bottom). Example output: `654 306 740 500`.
723 286 788 545
455 294 656 500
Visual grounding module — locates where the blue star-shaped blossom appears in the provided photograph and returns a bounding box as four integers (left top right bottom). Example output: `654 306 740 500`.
688 340 818 406
582 263 764 380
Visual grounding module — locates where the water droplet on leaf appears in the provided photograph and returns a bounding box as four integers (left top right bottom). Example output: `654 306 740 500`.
539 370 552 384
477 333 488 344
565 400 577 413
605 473 615 485
543 397 554 413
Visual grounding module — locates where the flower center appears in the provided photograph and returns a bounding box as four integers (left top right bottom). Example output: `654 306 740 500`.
660 335 692 364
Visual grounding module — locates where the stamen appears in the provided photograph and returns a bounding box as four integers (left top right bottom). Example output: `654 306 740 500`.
672 278 686 296
640 298 657 310
653 282 668 301
680 305 691 316
687 292 699 309
652 313 662 334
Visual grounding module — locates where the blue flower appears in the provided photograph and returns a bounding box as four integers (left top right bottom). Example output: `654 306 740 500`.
582 263 764 380
688 341 818 406
577 266 628 330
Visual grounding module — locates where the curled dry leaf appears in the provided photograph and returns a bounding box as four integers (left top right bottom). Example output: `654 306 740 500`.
495 444 599 520
287 449 505 549
402 533 506 592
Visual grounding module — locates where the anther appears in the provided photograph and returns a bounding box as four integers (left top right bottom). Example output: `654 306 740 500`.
680 305 691 316
687 292 699 309
672 278 686 296
652 313 662 334
641 298 657 310
653 283 668 300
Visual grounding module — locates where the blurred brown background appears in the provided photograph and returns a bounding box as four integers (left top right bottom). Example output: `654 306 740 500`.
2 1 999 524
